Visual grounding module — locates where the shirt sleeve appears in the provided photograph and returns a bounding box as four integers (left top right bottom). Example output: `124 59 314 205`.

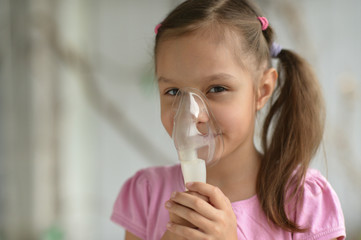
111 169 150 239
293 169 346 240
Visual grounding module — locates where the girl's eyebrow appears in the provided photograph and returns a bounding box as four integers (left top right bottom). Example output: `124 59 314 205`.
157 76 174 83
205 73 236 82
158 73 236 84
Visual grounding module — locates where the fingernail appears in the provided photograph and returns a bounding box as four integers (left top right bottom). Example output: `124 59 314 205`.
167 222 173 229
171 191 176 198
186 182 194 188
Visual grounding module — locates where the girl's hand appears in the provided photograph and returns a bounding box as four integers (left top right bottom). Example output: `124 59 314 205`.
162 191 208 240
165 182 238 240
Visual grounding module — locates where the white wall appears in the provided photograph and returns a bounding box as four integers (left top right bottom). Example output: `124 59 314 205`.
0 0 360 239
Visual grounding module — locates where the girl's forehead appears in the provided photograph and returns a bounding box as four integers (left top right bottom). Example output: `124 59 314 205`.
157 36 236 69
156 31 255 79
155 35 258 88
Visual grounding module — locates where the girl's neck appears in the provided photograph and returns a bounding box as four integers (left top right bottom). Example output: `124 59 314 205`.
206 144 261 202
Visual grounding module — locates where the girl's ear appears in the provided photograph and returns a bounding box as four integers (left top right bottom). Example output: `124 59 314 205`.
256 68 278 110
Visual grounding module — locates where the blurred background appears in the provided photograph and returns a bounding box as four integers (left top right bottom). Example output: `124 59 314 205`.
0 0 360 239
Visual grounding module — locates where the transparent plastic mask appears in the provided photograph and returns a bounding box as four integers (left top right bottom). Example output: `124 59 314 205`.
172 88 223 184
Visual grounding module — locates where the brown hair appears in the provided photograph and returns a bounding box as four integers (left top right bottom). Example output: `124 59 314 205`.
154 0 325 232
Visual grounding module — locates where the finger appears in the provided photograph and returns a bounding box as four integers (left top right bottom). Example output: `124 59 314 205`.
167 222 207 239
166 198 214 230
167 210 195 227
169 192 218 222
185 182 230 210
186 190 209 203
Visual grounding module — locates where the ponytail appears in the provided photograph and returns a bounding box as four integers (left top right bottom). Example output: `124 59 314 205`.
257 49 325 232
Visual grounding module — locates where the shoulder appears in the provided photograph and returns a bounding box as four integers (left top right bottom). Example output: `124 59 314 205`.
111 164 182 239
120 164 183 196
301 169 343 212
291 168 346 240
138 164 182 179
303 168 333 194
131 164 182 187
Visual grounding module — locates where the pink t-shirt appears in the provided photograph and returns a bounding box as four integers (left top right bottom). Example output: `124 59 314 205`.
111 165 345 240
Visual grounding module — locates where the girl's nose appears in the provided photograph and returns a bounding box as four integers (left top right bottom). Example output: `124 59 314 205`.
197 108 209 123
196 109 210 135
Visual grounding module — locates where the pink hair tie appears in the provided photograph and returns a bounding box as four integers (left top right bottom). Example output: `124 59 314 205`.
154 23 162 34
257 16 269 31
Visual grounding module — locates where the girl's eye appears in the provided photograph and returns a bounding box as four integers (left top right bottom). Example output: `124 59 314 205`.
165 88 179 96
208 86 226 93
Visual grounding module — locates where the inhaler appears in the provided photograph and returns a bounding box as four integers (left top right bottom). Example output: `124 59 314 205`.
172 88 223 187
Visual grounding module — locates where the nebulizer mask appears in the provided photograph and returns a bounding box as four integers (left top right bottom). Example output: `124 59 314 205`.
172 88 223 187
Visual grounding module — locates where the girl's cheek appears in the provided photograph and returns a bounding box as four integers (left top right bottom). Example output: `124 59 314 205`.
161 109 174 137
211 108 228 132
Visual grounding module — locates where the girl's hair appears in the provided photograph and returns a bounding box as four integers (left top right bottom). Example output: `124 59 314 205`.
154 0 325 232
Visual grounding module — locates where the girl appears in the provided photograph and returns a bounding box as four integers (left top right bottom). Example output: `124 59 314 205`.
111 0 346 239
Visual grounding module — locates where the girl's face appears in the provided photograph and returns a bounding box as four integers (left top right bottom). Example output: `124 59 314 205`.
156 34 261 161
